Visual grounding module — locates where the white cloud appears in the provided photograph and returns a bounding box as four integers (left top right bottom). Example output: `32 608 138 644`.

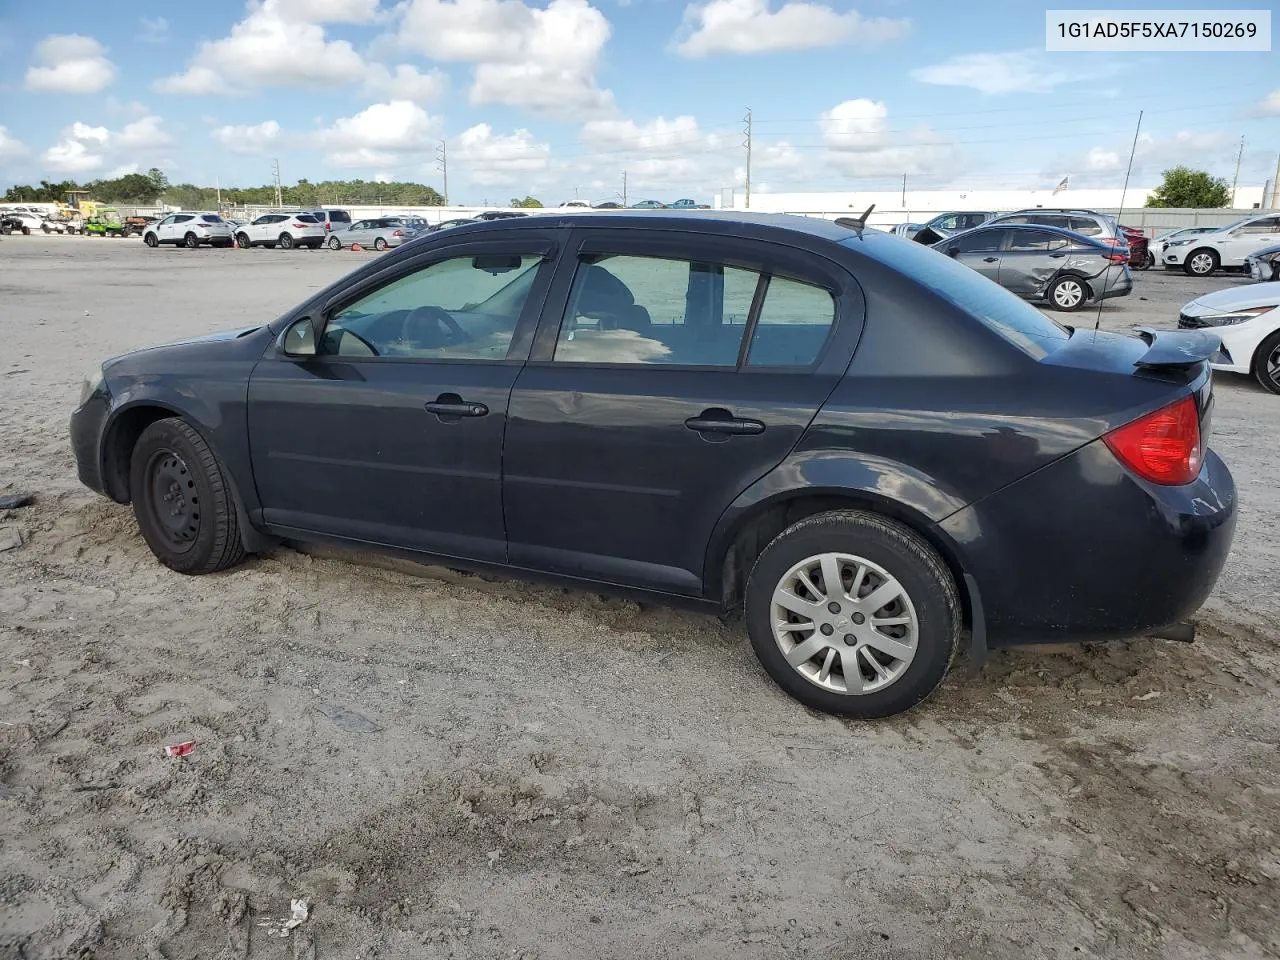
212 120 282 155
1086 147 1121 172
316 100 440 167
819 99 956 178
911 49 1106 95
455 123 551 185
0 127 29 160
156 0 367 95
25 34 117 94
581 115 723 156
675 0 909 57
1062 130 1237 186
138 17 170 43
1259 90 1280 116
395 0 614 117
42 116 172 175
106 163 140 178
362 63 448 104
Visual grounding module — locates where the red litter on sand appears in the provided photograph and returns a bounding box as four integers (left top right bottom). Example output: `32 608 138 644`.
165 741 195 758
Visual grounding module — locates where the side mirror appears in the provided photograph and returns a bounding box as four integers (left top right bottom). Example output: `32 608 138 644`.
281 316 317 357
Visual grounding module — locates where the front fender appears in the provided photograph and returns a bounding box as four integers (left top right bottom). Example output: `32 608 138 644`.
701 448 969 598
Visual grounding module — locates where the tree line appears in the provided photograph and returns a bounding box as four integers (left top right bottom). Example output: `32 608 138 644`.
4 168 449 208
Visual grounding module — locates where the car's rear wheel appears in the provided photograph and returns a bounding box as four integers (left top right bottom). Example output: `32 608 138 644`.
374 237 388 251
745 510 960 718
1047 275 1088 311
327 235 341 250
129 418 246 575
184 232 199 249
144 232 158 248
1136 251 1153 271
1184 248 1218 277
236 232 251 248
1253 330 1280 396
279 233 294 250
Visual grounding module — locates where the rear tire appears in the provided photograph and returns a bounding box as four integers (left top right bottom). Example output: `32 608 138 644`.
1135 251 1153 271
184 232 199 249
1047 275 1089 311
129 418 247 575
1184 248 1218 277
279 233 294 250
327 235 341 250
144 232 159 248
374 237 388 251
744 510 960 719
1253 330 1280 396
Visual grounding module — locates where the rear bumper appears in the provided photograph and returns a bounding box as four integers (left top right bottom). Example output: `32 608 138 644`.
939 440 1236 646
1094 265 1132 300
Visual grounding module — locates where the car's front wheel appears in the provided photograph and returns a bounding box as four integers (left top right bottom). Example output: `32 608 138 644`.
1253 330 1280 396
236 233 252 248
129 418 247 575
1184 248 1219 277
144 232 159 248
745 510 960 718
1047 275 1089 311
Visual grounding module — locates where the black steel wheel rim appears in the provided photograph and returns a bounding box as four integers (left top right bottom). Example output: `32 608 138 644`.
147 450 200 551
1269 345 1280 389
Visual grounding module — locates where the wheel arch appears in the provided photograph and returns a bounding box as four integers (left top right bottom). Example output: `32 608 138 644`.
707 485 974 633
99 401 271 552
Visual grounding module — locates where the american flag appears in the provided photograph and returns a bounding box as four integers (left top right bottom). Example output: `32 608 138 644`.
1053 176 1069 195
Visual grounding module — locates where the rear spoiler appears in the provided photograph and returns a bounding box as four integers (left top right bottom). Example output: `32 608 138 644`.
1133 327 1230 369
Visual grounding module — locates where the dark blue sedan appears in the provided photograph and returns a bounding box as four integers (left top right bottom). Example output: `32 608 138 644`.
70 212 1236 718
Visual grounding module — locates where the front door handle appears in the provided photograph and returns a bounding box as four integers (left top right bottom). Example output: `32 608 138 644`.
685 408 765 440
425 393 488 421
982 256 999 263
1050 252 1067 259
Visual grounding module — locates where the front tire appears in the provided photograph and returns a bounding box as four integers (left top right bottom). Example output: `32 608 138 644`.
744 510 960 719
129 418 247 575
279 233 294 250
1184 248 1218 277
236 233 252 248
1253 330 1280 396
327 235 341 250
184 232 199 249
1047 275 1089 311
144 232 159 248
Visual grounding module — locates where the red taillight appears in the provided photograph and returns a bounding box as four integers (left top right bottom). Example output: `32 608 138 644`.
292 223 308 229
392 229 403 236
1107 252 1128 263
1104 395 1202 485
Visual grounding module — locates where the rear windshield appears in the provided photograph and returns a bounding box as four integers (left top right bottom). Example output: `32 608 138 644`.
295 214 319 223
859 237 1070 358
201 215 223 223
328 210 351 223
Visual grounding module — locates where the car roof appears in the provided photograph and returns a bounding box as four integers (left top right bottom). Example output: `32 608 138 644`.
430 210 861 242
949 222 1105 243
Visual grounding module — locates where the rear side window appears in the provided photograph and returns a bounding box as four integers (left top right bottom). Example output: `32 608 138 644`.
296 214 319 223
745 277 836 368
1007 230 1060 252
866 238 1069 358
1069 217 1103 236
201 214 223 223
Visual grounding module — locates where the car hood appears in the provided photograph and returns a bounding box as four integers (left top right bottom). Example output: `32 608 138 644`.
1182 283 1280 315
1246 243 1280 260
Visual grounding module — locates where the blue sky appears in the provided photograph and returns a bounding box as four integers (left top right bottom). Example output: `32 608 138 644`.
0 0 1277 204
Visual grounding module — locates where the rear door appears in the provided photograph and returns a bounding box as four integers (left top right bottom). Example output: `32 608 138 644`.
246 232 559 561
501 228 862 596
999 229 1071 297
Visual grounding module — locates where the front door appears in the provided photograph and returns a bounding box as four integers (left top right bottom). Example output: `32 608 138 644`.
157 215 185 243
248 215 280 245
502 231 859 596
247 235 557 562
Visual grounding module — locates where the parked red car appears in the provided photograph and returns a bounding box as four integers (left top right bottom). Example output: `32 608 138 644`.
1120 225 1151 270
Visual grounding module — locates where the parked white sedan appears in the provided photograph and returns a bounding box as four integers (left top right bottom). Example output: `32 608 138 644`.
1162 214 1280 276
1177 283 1280 393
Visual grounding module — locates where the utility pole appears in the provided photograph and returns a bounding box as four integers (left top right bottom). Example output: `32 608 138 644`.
271 158 282 208
622 170 627 207
743 107 753 210
216 175 221 210
435 139 448 205
901 173 906 207
1272 152 1280 209
1231 136 1245 208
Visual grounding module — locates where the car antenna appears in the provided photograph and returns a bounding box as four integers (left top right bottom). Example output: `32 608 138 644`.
835 204 876 231
1096 110 1143 335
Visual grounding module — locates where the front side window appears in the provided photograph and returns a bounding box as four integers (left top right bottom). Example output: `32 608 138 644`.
953 230 1002 254
173 215 193 224
1238 218 1279 235
320 254 542 360
553 255 757 366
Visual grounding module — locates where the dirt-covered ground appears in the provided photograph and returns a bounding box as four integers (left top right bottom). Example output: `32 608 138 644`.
2 236 1278 960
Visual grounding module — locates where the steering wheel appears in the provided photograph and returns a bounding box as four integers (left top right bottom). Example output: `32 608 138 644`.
402 305 466 347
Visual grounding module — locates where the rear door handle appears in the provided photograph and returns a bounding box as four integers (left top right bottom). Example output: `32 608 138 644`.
685 409 765 439
982 256 999 263
1050 252 1067 259
425 394 488 421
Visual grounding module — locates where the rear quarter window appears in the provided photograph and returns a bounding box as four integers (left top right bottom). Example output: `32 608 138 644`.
296 214 319 223
201 215 223 223
860 238 1069 359
329 210 351 223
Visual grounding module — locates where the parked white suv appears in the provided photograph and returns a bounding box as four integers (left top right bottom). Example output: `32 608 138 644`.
1163 214 1280 276
233 212 326 250
143 213 234 249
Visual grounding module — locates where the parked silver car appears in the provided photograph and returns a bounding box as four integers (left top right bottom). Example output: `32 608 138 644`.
987 209 1122 246
933 222 1132 311
233 212 326 250
325 216 417 251
909 210 996 243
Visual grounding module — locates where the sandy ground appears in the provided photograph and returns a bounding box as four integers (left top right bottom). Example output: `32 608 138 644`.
1 236 1279 960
